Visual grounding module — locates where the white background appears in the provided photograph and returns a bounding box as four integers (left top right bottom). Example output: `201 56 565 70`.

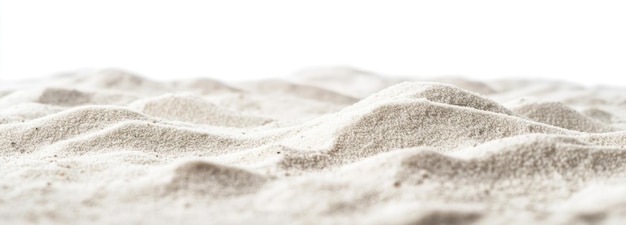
1 0 625 85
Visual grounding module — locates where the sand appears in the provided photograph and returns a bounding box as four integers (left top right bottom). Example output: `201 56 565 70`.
1 67 626 225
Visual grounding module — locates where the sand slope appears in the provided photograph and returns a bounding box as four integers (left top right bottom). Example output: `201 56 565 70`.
1 68 626 225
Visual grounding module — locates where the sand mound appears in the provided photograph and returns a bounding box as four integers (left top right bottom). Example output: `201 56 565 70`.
130 94 272 127
291 66 404 98
429 77 496 94
174 78 242 95
582 107 615 123
357 82 512 115
0 106 147 154
208 92 349 121
65 68 170 94
398 135 626 185
71 68 153 88
511 100 615 133
37 88 94 106
280 100 569 171
164 160 267 196
51 121 252 156
3 70 626 225
0 87 137 108
278 82 558 169
236 79 359 104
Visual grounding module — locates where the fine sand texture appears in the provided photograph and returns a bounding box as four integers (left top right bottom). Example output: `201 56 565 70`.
2 67 626 225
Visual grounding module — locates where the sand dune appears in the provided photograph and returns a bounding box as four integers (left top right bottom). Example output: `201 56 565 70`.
156 160 269 197
582 107 615 123
67 68 165 91
129 94 272 127
2 68 626 225
290 66 405 98
236 79 359 105
173 78 242 95
510 100 616 133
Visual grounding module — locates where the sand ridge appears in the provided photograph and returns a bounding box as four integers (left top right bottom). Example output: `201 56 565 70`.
1 67 626 225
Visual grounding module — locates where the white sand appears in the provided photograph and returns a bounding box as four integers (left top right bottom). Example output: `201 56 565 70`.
1 67 626 225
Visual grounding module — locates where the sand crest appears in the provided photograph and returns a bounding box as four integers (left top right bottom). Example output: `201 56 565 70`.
1 68 626 225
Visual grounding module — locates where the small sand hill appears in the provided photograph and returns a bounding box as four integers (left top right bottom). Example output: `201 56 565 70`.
66 68 171 94
354 82 512 114
0 87 137 108
129 94 272 127
162 160 267 197
429 76 497 94
71 68 151 88
291 66 405 98
510 100 615 133
279 82 565 170
37 88 94 106
48 121 260 157
236 79 359 105
173 78 242 95
582 107 615 123
207 92 350 122
0 106 147 154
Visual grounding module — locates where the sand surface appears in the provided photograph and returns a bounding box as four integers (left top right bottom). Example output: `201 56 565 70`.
1 67 626 225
